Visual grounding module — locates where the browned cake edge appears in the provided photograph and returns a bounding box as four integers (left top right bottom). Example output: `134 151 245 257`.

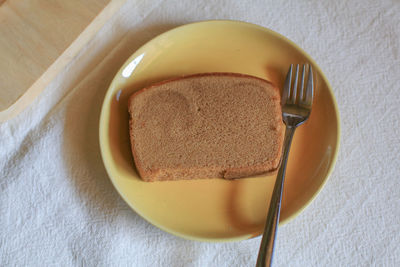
128 72 284 182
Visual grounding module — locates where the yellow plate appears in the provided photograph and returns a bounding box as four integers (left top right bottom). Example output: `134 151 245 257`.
99 20 340 242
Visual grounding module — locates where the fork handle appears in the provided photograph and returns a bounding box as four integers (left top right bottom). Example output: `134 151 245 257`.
256 126 296 267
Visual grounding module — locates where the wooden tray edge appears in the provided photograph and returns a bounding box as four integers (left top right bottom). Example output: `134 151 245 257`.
0 0 128 123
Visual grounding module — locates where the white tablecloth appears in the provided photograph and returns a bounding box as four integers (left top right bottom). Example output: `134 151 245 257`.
1 0 399 266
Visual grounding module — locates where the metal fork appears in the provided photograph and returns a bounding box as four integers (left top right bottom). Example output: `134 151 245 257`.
256 64 314 267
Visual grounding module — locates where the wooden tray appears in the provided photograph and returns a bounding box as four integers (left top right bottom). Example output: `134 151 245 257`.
0 0 127 122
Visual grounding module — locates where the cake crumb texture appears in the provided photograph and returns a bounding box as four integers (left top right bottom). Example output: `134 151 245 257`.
128 73 284 181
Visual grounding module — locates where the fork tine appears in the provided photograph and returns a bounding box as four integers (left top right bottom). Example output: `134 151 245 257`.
299 64 306 101
282 64 293 105
292 64 299 103
305 65 314 107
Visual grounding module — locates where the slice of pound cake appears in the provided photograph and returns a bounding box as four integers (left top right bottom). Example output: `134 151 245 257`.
128 73 284 181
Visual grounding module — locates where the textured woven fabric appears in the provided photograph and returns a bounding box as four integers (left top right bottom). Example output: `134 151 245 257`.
1 0 399 266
